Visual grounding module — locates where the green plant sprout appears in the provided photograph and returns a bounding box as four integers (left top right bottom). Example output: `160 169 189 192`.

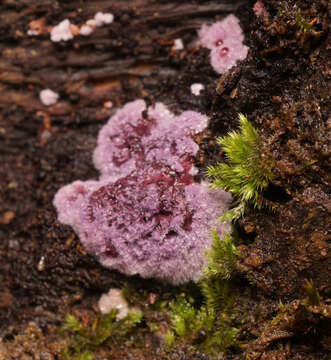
304 279 320 306
204 230 240 281
296 9 316 34
207 114 274 221
60 310 142 360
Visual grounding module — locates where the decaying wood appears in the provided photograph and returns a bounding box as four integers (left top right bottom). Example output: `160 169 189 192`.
0 1 244 117
1 1 330 359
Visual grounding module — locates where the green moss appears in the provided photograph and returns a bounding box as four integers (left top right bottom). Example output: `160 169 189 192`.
166 231 241 355
60 310 142 359
204 230 240 281
168 296 213 339
304 279 320 306
207 114 274 221
166 294 239 354
296 9 315 33
61 350 94 360
165 329 175 347
120 284 149 307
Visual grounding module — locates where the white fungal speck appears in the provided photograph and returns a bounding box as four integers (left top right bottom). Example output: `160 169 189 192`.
98 288 129 319
39 89 59 106
172 38 184 51
98 288 141 320
50 19 74 42
104 101 113 109
37 256 45 271
27 29 39 36
94 12 114 27
190 83 205 96
86 19 97 27
79 24 94 36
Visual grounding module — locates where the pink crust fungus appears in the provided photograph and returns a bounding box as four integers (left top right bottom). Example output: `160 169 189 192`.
39 89 59 106
29 12 114 40
198 14 248 74
50 19 74 42
79 12 114 36
53 100 231 284
191 83 205 96
94 12 114 27
172 38 184 51
98 288 141 319
79 24 94 36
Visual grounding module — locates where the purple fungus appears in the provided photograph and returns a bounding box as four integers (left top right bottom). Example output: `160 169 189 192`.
210 39 248 74
53 100 231 284
198 14 248 74
50 19 74 42
93 100 208 181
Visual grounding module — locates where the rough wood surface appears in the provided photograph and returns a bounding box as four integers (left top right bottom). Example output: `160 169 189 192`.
0 0 330 359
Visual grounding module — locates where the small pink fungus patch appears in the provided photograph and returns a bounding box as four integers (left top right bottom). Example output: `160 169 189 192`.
53 100 230 284
103 100 113 109
198 14 248 74
29 12 114 40
50 19 74 42
79 12 114 36
98 288 141 319
172 38 184 51
28 29 39 36
94 12 114 27
39 89 59 106
79 24 94 36
86 19 97 27
191 83 205 96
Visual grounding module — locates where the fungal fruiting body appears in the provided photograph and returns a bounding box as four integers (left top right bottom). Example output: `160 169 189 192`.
53 100 230 284
172 38 184 51
94 12 114 27
93 101 208 181
48 12 114 41
50 19 74 42
191 83 205 96
98 288 141 319
79 25 94 36
39 89 59 106
198 14 248 74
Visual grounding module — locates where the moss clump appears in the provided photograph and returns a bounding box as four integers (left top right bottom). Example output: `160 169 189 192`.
295 9 316 34
60 310 142 360
165 296 215 346
166 231 240 355
204 230 240 281
207 114 274 221
304 279 320 306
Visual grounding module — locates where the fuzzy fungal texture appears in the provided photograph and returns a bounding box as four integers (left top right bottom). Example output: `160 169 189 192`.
198 15 248 74
39 89 59 106
53 100 231 284
191 83 205 96
50 19 74 42
94 12 114 27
